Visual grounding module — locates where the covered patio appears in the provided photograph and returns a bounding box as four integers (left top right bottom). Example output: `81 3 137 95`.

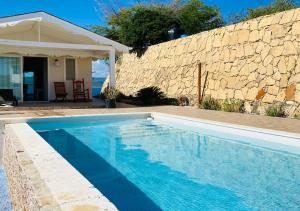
0 11 129 103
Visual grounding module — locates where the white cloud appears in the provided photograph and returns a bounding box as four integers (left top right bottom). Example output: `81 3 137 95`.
92 59 109 78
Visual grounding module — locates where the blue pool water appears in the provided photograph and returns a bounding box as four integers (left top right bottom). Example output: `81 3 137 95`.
28 115 300 211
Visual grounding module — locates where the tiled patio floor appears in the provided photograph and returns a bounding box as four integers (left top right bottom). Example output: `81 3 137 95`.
0 98 106 111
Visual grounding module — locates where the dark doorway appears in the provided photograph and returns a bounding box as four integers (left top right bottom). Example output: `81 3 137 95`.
23 57 48 101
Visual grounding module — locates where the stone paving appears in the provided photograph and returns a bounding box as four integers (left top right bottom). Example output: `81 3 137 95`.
0 105 299 134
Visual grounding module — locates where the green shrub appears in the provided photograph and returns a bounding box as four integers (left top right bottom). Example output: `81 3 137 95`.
265 104 286 117
160 97 179 106
200 97 221 110
221 99 245 113
136 86 166 105
104 88 120 100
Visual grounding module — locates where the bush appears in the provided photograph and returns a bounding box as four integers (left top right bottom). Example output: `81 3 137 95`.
136 86 166 105
221 99 245 113
200 97 221 110
265 104 286 117
178 96 190 106
160 97 179 106
103 88 120 100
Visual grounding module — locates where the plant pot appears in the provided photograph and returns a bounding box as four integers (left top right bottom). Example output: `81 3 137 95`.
105 99 116 108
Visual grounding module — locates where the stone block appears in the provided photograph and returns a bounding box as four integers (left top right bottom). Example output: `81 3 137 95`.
292 21 300 35
286 84 296 100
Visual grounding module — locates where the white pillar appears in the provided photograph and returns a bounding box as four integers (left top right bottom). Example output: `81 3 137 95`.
109 48 116 88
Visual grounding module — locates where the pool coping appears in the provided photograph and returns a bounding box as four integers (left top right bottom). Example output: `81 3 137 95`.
4 122 118 211
2 112 300 210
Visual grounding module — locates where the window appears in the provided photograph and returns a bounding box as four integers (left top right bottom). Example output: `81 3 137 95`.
65 58 76 80
0 57 21 100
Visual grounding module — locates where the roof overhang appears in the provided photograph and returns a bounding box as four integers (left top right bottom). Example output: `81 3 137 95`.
0 11 130 54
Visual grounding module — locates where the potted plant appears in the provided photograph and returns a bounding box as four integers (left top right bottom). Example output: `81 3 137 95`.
104 88 119 108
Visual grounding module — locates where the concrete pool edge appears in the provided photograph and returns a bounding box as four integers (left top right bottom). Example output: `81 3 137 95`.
4 123 118 211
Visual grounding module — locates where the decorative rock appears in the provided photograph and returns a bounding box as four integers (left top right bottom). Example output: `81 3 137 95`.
268 86 279 95
273 71 281 81
237 30 250 43
286 84 296 101
266 77 276 85
263 31 272 43
262 94 275 103
278 58 287 73
246 87 258 100
283 41 297 55
263 55 273 67
270 46 284 57
234 90 244 100
292 21 300 35
256 88 266 100
250 30 262 42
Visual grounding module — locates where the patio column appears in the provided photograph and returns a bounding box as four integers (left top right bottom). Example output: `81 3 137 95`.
109 48 116 88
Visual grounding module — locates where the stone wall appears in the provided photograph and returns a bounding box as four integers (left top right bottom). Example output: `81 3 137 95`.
116 8 300 116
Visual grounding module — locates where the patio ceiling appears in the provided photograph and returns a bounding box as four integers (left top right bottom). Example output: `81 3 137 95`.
0 11 130 58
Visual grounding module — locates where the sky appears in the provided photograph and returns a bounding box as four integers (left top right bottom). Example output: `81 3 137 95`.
1 0 299 28
0 0 299 78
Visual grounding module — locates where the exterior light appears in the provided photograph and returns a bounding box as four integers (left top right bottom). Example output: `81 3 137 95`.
168 28 175 40
54 59 60 67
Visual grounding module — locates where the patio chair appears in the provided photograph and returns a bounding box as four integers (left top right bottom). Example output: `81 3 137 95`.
54 82 68 102
72 79 90 102
0 89 18 106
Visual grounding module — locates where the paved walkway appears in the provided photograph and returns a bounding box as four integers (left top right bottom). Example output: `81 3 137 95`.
0 105 299 134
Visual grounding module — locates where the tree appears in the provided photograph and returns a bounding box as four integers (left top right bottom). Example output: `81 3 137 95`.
229 0 297 23
92 0 224 54
177 0 223 35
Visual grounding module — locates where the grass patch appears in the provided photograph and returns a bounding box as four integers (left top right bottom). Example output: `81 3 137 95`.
265 104 286 117
200 97 221 110
221 99 244 113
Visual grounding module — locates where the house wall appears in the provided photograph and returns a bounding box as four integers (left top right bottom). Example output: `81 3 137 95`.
48 57 92 101
116 8 300 116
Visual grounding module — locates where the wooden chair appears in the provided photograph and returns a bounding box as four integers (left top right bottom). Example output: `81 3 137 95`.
54 82 68 102
72 79 90 102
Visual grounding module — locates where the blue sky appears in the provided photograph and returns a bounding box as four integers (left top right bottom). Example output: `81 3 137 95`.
1 0 299 28
1 0 298 78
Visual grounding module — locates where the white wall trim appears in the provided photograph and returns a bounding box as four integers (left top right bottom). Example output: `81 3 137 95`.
0 38 115 51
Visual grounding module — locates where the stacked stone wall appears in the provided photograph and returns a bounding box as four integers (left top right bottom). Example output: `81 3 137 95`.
116 8 300 116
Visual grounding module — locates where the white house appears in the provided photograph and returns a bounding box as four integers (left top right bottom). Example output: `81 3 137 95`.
0 11 129 101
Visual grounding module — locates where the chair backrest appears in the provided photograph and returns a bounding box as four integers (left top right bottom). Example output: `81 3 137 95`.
73 79 85 93
54 82 66 94
0 89 14 101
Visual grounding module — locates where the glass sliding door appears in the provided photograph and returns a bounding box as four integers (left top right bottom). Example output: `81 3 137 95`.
0 57 22 100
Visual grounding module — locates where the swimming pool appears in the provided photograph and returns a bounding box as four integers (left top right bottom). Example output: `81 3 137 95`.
28 113 300 211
